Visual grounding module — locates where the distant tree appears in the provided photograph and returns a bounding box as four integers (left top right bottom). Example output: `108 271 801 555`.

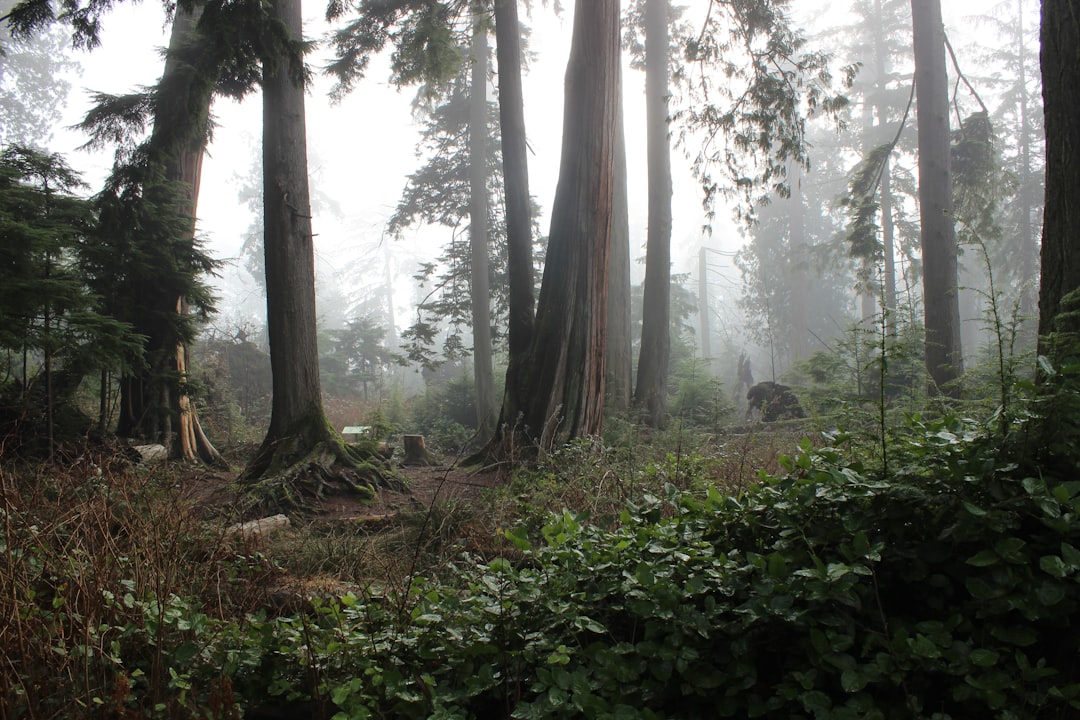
467 11 497 438
1037 0 1080 354
839 0 915 338
385 13 504 437
632 0 673 428
321 316 397 400
328 0 507 440
911 0 963 395
240 0 394 504
0 0 77 146
606 106 632 414
973 0 1042 326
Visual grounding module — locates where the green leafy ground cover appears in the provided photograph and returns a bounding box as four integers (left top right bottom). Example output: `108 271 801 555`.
3 396 1079 718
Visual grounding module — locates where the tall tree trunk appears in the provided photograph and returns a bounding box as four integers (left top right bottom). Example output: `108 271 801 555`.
515 0 620 448
606 105 632 414
1037 0 1080 351
490 0 535 436
634 0 672 428
468 13 497 440
241 0 391 504
114 3 222 465
912 0 963 395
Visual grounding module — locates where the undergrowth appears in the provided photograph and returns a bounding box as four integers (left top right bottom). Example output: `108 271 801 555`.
2 374 1079 718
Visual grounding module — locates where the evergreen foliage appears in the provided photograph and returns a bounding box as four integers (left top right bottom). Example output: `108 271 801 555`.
0 145 138 452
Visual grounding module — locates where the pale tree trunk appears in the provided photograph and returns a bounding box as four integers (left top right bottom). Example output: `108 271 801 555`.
490 0 535 435
1037 0 1080 350
241 0 392 503
634 0 672 428
699 247 712 362
515 0 620 448
881 162 898 334
1016 0 1037 323
872 0 899 336
912 0 963 395
788 165 809 362
468 14 497 440
606 106 632 413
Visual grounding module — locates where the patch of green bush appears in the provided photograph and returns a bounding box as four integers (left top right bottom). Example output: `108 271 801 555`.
220 414 1080 718
8 387 1080 718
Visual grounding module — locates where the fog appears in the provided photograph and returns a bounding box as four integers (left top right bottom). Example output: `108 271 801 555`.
48 1 728 340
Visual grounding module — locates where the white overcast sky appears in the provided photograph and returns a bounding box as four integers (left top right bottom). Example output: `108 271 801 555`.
50 0 724 333
46 0 993 339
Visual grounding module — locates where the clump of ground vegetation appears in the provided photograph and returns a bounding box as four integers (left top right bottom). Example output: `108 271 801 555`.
2 360 1079 718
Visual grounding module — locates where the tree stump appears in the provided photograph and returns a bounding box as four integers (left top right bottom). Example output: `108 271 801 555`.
402 434 437 466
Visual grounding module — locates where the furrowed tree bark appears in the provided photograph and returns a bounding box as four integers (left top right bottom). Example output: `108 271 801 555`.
468 12 497 441
634 0 672 428
911 0 963 395
1037 0 1080 351
240 0 393 508
514 0 620 449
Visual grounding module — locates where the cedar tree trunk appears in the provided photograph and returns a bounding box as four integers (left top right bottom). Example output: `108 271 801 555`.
241 0 393 506
516 0 621 449
1037 0 1080 350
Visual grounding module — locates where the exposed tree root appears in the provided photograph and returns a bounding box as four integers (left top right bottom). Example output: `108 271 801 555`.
239 424 406 515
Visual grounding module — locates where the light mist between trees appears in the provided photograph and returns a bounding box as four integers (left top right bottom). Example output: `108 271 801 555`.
0 0 1063 502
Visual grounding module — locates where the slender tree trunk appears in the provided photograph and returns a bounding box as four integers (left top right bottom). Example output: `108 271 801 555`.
515 0 620 448
634 0 672 428
490 0 535 436
1037 0 1080 349
606 105 632 413
699 246 711 362
468 14 497 440
912 0 963 394
788 165 809 362
872 0 899 335
881 162 898 333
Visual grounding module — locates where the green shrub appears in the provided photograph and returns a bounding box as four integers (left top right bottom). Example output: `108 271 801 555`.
229 411 1080 719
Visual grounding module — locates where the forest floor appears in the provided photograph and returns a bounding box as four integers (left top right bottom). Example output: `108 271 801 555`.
178 456 505 523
